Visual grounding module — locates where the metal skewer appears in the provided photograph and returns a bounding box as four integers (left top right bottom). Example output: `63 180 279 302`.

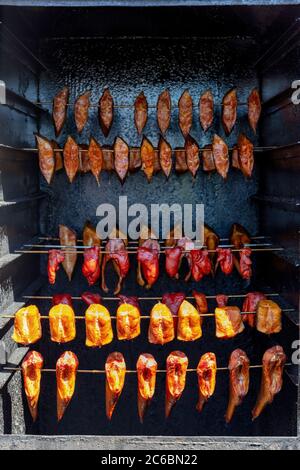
35 101 250 109
22 293 280 301
0 309 294 320
2 363 293 374
23 242 273 250
15 247 285 254
5 145 279 153
38 236 270 243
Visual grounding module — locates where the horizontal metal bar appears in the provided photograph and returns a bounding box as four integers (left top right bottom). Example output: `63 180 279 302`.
255 18 300 73
39 235 271 243
24 242 273 250
262 87 293 116
260 141 300 171
36 100 249 108
2 88 49 117
252 195 300 213
0 309 294 321
14 247 285 254
23 293 280 301
1 144 279 153
2 363 293 375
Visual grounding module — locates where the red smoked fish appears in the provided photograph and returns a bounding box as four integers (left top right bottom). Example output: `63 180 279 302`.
196 352 217 412
252 346 286 420
137 353 157 423
225 349 250 423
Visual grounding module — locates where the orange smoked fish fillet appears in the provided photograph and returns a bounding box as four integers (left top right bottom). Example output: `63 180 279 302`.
215 306 244 339
196 352 217 412
56 351 79 421
85 304 113 347
21 351 44 421
177 300 202 341
12 305 42 345
256 299 282 334
165 351 188 418
148 302 175 345
116 303 141 340
49 304 76 343
105 352 126 420
136 353 157 423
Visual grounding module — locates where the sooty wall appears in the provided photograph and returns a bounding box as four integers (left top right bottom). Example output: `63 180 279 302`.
18 34 293 436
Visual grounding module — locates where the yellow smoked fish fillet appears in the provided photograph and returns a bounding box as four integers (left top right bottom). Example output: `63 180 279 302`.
105 352 126 420
56 351 79 421
136 353 157 423
116 303 141 340
49 304 76 343
85 304 113 347
177 300 202 341
21 351 44 421
165 351 188 418
256 299 282 334
215 306 244 339
196 352 217 412
148 302 175 345
12 305 42 345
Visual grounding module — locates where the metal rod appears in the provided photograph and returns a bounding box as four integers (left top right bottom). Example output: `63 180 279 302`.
22 293 280 301
35 101 250 109
23 242 273 250
38 236 270 243
2 363 293 374
15 247 285 254
3 145 279 153
0 309 294 320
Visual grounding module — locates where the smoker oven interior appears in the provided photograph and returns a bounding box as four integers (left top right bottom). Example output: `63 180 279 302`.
0 3 299 438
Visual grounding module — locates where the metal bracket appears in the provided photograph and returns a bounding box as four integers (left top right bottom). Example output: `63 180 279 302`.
0 81 6 105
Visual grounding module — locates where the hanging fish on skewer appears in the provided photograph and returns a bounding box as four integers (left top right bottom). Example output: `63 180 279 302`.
148 302 175 345
252 346 286 420
248 88 261 134
165 351 188 418
63 136 80 183
196 352 217 412
134 92 148 134
35 134 55 184
48 249 65 285
56 351 79 421
136 353 157 423
157 89 171 135
99 88 114 137
105 352 126 420
53 86 69 137
21 351 44 421
114 136 129 184
199 90 214 132
49 304 76 343
177 300 202 341
12 305 42 345
225 349 249 423
74 91 90 133
222 88 237 135
178 90 193 137
85 303 113 347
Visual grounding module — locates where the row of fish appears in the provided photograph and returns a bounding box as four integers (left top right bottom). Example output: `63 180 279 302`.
48 223 253 294
52 87 261 137
12 295 282 346
36 132 254 185
21 345 285 423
